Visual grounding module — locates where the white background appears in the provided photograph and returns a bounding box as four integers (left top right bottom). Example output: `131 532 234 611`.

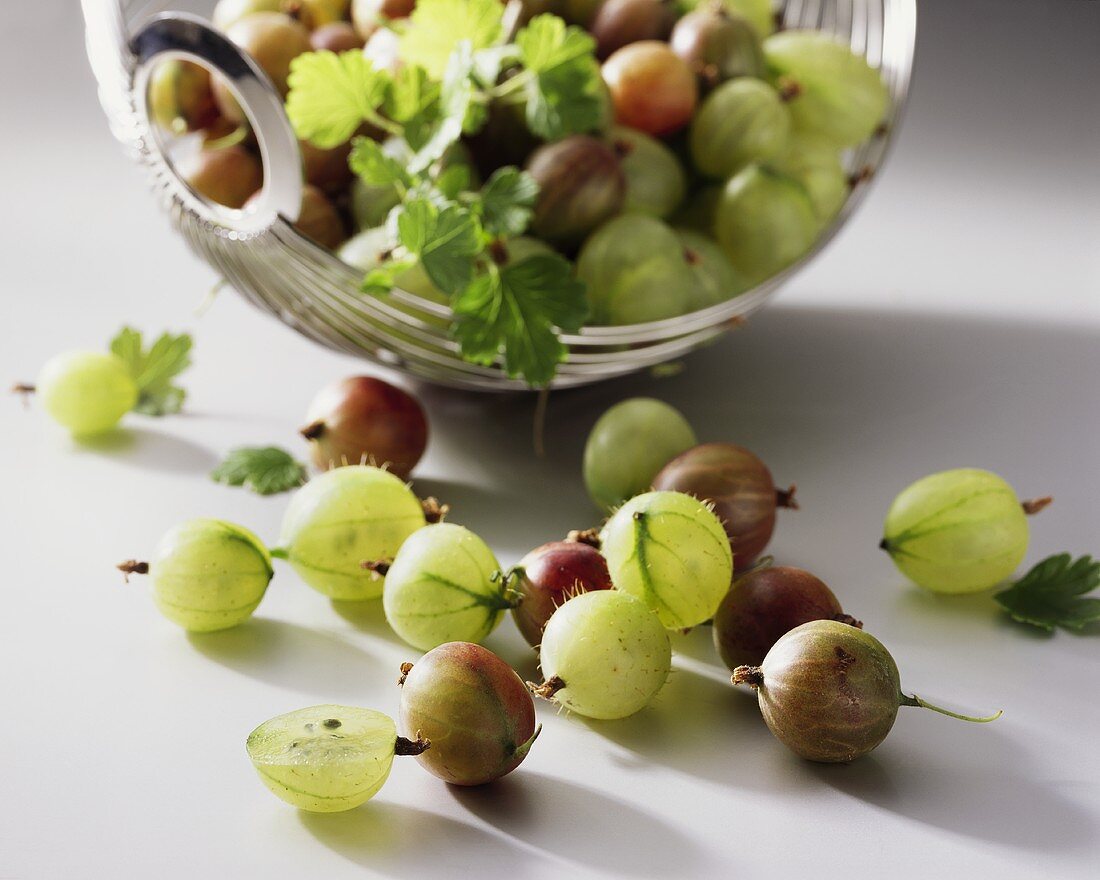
1 1 1098 878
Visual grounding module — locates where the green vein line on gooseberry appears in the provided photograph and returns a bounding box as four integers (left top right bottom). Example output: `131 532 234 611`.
652 507 731 559
899 693 1003 723
629 512 683 627
417 571 518 611
884 487 1009 546
155 596 264 615
885 513 1025 551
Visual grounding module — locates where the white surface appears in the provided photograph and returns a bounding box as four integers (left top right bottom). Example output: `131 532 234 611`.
2 2 1100 878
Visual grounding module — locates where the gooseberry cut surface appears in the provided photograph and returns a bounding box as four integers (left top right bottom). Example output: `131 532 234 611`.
246 705 401 812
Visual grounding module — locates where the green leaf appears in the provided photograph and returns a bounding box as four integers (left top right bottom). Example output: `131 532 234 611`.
516 14 596 74
452 253 588 386
477 167 539 237
383 65 439 123
409 42 480 173
436 163 473 200
362 257 417 296
516 14 604 140
525 61 605 141
394 198 482 295
401 0 505 79
994 554 1100 632
109 327 192 416
286 50 389 149
349 137 414 188
211 446 308 496
384 65 441 151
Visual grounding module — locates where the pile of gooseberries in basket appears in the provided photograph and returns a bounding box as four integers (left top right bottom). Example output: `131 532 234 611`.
152 0 891 385
117 381 1028 813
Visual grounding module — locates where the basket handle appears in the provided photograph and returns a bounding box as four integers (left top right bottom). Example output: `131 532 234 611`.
128 11 303 231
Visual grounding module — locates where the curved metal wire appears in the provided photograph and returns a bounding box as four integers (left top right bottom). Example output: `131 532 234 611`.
82 0 918 391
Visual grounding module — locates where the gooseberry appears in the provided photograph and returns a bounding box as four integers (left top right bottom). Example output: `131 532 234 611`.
300 375 428 477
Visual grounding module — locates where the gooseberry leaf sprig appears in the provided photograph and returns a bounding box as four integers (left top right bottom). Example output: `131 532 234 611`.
211 446 308 496
284 9 602 385
108 327 193 416
994 553 1100 632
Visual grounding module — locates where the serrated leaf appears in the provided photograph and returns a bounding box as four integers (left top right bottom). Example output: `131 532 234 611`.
286 51 390 149
452 253 588 386
515 14 596 74
478 167 539 237
525 61 605 140
349 137 414 188
211 447 308 496
401 0 505 79
994 553 1100 632
516 14 604 140
108 327 192 417
395 199 482 295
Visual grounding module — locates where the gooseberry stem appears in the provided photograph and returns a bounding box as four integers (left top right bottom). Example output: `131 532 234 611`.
361 559 392 578
899 692 1003 723
1021 496 1053 516
566 527 602 548
269 547 289 560
775 485 799 509
299 420 325 441
834 612 864 629
11 382 35 395
421 497 449 523
394 734 431 756
117 560 150 582
527 675 566 701
397 662 414 686
731 665 764 688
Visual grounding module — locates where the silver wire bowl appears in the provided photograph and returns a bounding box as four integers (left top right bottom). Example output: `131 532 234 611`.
82 0 917 391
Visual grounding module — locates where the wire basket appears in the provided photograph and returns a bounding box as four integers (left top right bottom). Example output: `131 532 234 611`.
81 0 917 391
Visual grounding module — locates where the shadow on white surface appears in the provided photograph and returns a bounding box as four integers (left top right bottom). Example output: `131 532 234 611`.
186 617 388 698
299 801 542 878
805 726 1096 851
450 771 702 877
71 424 219 474
328 596 416 651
